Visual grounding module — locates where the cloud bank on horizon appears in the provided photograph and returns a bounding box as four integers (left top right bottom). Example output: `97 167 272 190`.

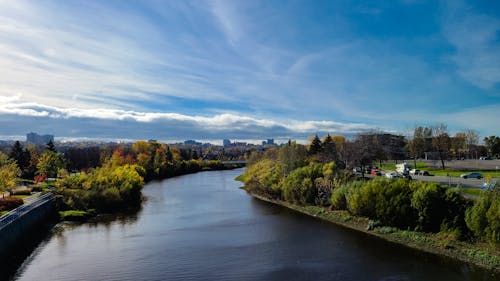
0 0 499 140
0 95 372 140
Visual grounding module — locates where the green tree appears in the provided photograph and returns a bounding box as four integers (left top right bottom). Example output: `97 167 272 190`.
9 141 31 177
46 140 56 152
484 136 500 157
320 134 338 164
25 144 40 179
36 151 65 178
308 135 322 155
466 188 500 245
0 152 21 196
282 163 323 205
166 146 173 162
278 141 307 174
411 183 446 232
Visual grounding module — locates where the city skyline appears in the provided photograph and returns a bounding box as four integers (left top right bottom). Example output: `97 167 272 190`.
0 0 499 140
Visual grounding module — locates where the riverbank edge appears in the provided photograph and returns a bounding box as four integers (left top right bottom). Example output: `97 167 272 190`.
58 165 245 222
247 191 500 273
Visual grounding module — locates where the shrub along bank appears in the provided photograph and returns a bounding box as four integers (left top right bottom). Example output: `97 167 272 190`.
239 144 499 271
54 142 233 219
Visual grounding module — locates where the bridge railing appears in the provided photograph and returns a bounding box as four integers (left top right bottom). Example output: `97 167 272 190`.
0 193 54 231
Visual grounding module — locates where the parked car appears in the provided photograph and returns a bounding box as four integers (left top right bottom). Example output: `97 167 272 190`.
370 169 382 176
418 170 431 176
409 169 420 175
385 172 401 179
460 172 483 179
401 173 412 180
353 167 363 174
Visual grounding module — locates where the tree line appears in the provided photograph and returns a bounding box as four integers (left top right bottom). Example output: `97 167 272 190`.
241 138 499 245
0 140 233 213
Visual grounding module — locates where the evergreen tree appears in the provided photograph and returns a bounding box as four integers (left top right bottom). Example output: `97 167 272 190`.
166 146 173 162
9 141 31 177
9 141 26 169
46 140 56 152
308 135 322 155
321 134 338 163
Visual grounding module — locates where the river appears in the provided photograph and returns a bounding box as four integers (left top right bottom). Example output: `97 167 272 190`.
10 169 497 280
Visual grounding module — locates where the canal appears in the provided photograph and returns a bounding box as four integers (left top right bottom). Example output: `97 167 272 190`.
10 169 497 280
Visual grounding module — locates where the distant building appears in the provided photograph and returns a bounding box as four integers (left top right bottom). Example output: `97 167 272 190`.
26 132 54 145
262 138 276 146
223 139 231 147
357 133 406 160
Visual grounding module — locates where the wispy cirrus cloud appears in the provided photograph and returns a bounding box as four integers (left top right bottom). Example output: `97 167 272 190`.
0 0 499 140
441 1 500 90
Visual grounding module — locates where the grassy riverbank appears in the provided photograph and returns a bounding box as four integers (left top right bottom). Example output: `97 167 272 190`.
248 191 500 273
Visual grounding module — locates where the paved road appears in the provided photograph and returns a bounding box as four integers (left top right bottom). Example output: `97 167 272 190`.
22 192 43 205
370 172 495 189
410 175 493 189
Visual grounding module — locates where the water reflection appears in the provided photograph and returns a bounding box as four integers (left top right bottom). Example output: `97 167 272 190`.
10 169 499 281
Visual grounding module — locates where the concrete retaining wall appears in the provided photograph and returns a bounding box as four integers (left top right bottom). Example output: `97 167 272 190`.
0 193 55 256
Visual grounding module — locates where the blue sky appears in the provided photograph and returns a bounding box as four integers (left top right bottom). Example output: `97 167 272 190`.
0 0 499 142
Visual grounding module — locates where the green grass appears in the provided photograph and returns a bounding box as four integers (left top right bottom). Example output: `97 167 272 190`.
234 174 246 182
0 210 8 217
59 210 93 221
11 194 29 199
461 188 482 197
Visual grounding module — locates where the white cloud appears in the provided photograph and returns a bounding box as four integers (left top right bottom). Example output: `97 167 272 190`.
209 0 243 44
1 0 497 139
441 1 500 89
0 1 237 110
0 96 371 138
438 104 500 134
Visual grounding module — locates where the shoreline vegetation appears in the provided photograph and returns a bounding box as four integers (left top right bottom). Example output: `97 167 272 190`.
246 191 500 273
57 161 242 221
53 140 243 221
236 138 499 273
1 139 244 221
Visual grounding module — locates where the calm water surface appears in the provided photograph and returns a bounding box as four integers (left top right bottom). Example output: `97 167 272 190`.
12 169 497 280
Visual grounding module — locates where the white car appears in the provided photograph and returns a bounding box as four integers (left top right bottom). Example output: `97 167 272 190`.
385 172 401 179
409 169 420 175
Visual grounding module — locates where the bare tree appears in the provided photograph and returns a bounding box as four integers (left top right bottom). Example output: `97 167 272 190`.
452 132 467 159
408 126 425 168
432 124 451 170
465 129 479 159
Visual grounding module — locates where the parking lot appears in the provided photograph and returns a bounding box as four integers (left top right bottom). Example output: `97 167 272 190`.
422 159 500 171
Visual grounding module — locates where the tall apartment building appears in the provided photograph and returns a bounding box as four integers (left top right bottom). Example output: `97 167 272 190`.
26 132 54 145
